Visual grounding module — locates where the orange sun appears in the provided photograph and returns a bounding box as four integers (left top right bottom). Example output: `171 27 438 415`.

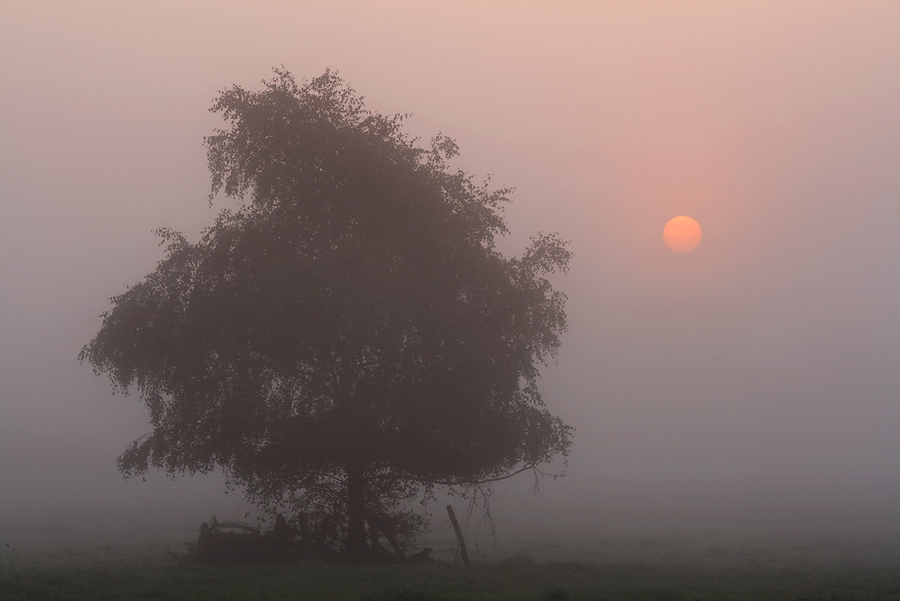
663 216 702 253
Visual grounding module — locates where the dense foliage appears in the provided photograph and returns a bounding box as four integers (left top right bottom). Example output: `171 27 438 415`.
80 69 572 558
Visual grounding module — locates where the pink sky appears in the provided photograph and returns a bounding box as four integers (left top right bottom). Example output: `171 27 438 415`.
2 1 899 535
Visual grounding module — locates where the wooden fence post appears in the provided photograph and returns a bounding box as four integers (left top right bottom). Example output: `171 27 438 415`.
445 505 470 566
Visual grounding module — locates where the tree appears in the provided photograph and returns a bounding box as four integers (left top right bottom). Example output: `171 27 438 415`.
80 68 573 560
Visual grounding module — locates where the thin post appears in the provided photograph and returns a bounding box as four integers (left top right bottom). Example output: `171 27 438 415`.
445 504 470 566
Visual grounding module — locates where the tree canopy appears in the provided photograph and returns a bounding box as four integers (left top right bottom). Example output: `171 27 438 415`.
80 68 573 559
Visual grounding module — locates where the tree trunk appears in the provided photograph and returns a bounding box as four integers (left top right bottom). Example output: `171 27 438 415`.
345 464 368 560
366 510 407 562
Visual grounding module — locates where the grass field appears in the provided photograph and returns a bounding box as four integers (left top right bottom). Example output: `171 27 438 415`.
1 531 898 600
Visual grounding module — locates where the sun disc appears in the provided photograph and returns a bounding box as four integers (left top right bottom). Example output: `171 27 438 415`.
663 216 702 253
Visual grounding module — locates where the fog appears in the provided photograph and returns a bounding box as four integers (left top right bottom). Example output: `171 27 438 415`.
1 1 898 538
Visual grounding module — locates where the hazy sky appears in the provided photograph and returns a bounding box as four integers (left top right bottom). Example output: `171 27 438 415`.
2 1 899 536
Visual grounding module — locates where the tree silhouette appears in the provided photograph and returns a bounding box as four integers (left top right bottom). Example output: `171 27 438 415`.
80 68 573 560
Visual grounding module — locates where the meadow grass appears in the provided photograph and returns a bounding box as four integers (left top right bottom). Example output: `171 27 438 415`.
1 532 898 600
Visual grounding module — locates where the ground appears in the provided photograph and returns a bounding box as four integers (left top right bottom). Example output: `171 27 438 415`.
1 530 898 600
